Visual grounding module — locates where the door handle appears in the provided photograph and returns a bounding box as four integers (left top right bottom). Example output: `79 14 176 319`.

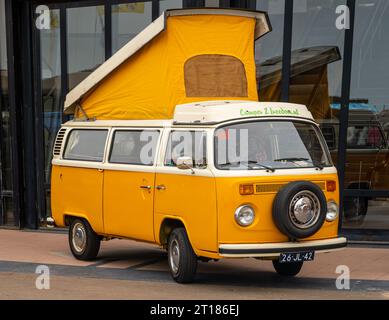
97 168 104 172
156 185 166 191
140 185 152 190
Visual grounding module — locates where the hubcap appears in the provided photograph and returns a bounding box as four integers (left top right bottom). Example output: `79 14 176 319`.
169 239 180 275
72 222 87 253
289 191 320 229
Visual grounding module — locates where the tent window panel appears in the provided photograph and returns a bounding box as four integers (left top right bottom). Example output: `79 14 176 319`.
184 54 248 97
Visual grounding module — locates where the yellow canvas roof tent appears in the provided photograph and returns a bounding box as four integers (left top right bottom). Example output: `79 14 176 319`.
64 8 271 120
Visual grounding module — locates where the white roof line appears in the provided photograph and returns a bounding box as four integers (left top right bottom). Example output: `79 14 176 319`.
63 8 271 114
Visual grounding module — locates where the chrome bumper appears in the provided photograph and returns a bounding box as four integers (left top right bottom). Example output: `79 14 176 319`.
219 237 347 258
45 217 56 228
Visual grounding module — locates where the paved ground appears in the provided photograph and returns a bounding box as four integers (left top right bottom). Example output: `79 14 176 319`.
0 229 389 299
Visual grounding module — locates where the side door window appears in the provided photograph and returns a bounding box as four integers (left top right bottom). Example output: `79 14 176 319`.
109 130 160 166
164 130 207 168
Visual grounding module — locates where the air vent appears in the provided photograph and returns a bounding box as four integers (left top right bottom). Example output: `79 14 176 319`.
255 182 326 194
53 128 67 156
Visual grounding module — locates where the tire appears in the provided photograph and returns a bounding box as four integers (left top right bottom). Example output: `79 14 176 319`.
167 228 198 283
272 181 327 239
272 260 303 277
68 218 101 261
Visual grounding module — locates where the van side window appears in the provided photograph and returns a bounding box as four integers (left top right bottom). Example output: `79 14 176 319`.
64 129 108 162
347 125 384 149
164 131 207 168
109 130 160 166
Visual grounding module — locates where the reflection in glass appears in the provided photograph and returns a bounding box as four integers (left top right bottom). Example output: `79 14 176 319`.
256 0 285 102
342 0 389 229
4 196 13 225
289 0 345 176
40 9 62 219
112 2 152 53
290 0 345 121
67 6 105 90
0 0 15 225
159 0 182 13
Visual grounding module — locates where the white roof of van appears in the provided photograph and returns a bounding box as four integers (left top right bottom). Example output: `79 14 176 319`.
173 101 314 124
63 101 313 127
64 8 271 114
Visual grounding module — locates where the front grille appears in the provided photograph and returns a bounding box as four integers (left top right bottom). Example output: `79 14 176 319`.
255 182 326 194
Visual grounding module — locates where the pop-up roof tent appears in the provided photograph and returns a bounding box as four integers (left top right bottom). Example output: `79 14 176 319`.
64 8 271 120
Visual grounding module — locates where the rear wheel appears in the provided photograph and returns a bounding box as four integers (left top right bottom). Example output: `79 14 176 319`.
167 228 197 283
272 260 303 277
69 218 100 261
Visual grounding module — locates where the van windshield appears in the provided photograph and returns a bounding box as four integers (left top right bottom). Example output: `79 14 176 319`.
214 120 332 170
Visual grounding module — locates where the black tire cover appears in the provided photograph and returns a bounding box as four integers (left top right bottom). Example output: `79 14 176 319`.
272 181 327 239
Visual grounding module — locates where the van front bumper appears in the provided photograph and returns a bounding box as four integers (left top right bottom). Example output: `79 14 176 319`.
219 237 347 258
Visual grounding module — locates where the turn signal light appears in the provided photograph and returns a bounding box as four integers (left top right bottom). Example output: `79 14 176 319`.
326 180 337 192
239 184 254 195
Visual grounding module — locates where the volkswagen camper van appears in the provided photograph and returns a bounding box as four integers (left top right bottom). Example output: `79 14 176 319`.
51 101 347 283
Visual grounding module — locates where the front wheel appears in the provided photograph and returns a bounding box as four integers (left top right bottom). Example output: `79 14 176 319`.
168 228 198 283
272 260 303 277
69 218 101 261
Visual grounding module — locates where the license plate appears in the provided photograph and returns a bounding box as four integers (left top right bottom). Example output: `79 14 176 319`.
279 251 315 263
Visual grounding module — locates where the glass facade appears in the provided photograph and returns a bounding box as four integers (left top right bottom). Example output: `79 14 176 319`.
0 0 14 226
256 0 285 102
39 8 61 219
67 6 105 90
343 0 389 229
160 0 183 13
112 2 152 53
291 0 345 122
0 0 388 239
289 0 345 169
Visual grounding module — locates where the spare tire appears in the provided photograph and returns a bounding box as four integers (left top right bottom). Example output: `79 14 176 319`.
272 181 327 239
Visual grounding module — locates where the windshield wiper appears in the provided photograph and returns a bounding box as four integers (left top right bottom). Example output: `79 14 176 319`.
219 161 276 172
274 157 309 162
247 161 276 172
274 157 324 170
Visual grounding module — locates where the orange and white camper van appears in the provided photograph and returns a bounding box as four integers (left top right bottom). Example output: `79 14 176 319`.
50 8 346 283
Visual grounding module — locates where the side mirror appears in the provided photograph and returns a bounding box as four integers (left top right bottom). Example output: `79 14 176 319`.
176 156 194 170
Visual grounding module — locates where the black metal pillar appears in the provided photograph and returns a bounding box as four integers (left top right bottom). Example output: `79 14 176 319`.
19 0 39 229
4 0 23 228
280 0 293 102
105 3 112 59
337 0 356 231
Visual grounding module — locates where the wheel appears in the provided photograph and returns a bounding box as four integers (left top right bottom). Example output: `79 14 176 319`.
272 260 303 277
68 218 101 260
167 228 198 283
272 181 327 239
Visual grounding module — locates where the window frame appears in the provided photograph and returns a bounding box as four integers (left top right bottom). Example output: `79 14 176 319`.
108 128 161 166
213 118 333 171
163 129 208 169
63 128 109 163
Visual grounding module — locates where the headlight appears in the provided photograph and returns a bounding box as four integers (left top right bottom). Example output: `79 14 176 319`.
326 200 339 222
234 205 255 227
